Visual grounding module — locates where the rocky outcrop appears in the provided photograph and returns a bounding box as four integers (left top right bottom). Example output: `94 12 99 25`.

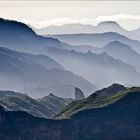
75 87 85 100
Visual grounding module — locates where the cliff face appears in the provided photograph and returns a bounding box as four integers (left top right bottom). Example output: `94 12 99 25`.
0 89 140 140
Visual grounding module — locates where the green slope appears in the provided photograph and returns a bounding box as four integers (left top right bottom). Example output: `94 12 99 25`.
0 91 55 118
56 84 138 119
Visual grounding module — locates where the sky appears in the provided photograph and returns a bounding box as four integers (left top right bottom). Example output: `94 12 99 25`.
0 1 140 30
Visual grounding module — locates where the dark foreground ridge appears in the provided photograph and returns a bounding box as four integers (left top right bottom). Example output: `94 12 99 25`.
0 84 140 140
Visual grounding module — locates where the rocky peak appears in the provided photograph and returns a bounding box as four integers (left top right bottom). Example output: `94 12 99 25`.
75 87 85 100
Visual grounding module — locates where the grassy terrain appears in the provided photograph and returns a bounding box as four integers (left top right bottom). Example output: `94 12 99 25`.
55 86 140 119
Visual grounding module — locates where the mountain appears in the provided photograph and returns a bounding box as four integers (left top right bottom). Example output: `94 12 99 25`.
45 46 140 89
0 46 63 70
0 47 96 98
97 21 125 32
38 93 73 115
1 84 140 140
102 41 140 72
56 83 126 118
38 21 140 42
0 18 97 55
48 32 140 53
97 21 140 42
67 86 140 140
0 91 73 118
0 18 77 54
37 21 125 35
0 18 59 53
0 91 54 118
36 23 95 35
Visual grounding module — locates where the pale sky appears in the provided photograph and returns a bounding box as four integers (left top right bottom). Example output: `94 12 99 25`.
0 1 140 30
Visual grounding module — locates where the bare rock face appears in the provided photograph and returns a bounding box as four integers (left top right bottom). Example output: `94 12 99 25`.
75 87 85 100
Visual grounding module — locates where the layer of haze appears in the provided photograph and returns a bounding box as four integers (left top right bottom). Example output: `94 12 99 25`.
0 1 140 30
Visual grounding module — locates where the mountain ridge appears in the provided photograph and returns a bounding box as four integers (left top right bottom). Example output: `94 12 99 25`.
37 21 140 42
0 46 95 98
1 84 140 139
45 46 140 89
102 41 140 72
0 90 74 118
47 32 140 53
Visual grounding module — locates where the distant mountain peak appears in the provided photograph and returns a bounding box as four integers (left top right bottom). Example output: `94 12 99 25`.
109 83 125 89
105 41 132 50
48 93 56 97
44 93 60 100
93 83 126 97
99 51 109 58
98 21 120 27
109 40 123 44
108 40 127 46
87 83 126 100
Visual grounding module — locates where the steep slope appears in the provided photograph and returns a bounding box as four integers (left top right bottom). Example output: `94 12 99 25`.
102 41 140 72
0 18 74 54
49 32 140 53
0 18 59 52
0 46 63 70
1 85 140 140
0 91 73 118
0 91 54 118
45 47 140 88
56 83 126 118
0 47 95 98
70 87 140 140
38 93 73 115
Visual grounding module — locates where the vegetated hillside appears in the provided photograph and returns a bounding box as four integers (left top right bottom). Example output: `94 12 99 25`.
56 83 126 118
69 87 140 140
0 84 140 140
0 90 73 118
38 93 73 115
0 91 54 118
